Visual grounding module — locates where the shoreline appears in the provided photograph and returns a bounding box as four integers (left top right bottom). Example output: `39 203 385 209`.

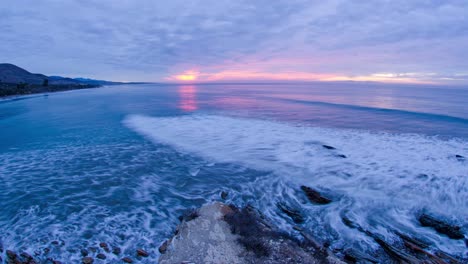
0 83 102 99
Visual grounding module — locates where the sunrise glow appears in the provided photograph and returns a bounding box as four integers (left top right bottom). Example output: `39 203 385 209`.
174 71 199 81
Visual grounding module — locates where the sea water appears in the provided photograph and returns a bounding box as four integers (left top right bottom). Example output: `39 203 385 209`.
0 82 467 262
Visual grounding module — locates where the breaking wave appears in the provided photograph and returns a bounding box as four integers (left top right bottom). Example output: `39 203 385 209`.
124 114 468 257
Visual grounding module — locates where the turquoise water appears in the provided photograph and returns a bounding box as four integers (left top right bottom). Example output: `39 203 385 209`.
0 83 467 262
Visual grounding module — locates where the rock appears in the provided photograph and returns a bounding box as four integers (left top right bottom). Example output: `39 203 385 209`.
43 248 50 254
88 247 98 253
220 191 228 200
82 256 94 264
277 202 305 224
322 145 336 150
419 214 464 239
301 185 332 204
6 250 17 260
455 154 465 161
159 202 345 264
96 253 106 260
136 249 149 257
178 209 199 222
158 240 169 254
80 249 89 257
343 249 378 263
395 231 429 249
20 252 33 261
99 242 110 252
51 241 59 245
52 261 62 264
112 247 121 255
374 237 420 263
402 240 447 263
122 257 133 263
435 251 462 264
336 154 347 158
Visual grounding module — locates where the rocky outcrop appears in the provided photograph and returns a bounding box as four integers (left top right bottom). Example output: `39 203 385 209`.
159 202 344 264
419 214 464 239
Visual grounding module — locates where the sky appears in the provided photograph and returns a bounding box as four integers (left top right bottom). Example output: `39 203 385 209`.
1 0 468 84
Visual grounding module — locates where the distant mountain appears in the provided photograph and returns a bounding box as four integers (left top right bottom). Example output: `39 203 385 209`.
0 63 49 85
0 63 121 97
0 63 119 85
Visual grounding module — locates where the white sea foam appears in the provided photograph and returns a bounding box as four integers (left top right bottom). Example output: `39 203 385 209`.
124 114 468 256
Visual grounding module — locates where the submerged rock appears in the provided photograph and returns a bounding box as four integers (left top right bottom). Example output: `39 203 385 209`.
221 191 228 200
136 248 149 257
158 240 169 254
122 257 133 263
322 145 336 150
80 249 89 257
301 185 332 204
419 214 464 239
96 253 106 260
277 202 305 224
343 249 378 263
6 250 17 261
82 256 93 264
159 202 344 264
112 247 121 255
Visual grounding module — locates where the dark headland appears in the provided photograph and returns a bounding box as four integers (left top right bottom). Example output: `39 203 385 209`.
0 63 121 97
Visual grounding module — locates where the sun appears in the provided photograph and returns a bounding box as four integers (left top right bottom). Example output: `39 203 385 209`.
175 70 198 81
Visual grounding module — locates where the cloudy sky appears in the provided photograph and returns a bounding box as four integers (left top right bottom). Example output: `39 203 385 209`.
1 0 468 83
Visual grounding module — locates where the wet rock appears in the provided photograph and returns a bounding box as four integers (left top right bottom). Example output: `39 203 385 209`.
158 240 169 254
20 252 33 261
455 154 465 161
322 145 336 150
419 214 464 239
96 253 106 260
122 257 133 263
402 240 447 263
374 237 420 263
435 251 462 264
51 241 59 246
88 247 98 253
178 208 199 222
136 249 149 257
395 231 429 249
80 249 89 257
277 202 305 224
99 242 110 252
220 191 228 200
112 247 121 255
6 250 17 260
301 185 332 204
343 249 378 263
160 202 343 264
82 256 94 264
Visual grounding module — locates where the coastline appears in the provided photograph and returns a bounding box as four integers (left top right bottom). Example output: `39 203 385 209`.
0 83 102 99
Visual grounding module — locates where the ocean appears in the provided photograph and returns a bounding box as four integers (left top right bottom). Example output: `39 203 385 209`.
0 82 467 262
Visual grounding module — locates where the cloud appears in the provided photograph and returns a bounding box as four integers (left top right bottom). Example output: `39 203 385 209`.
0 0 467 83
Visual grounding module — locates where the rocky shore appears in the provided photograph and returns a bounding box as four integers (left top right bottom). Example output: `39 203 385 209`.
1 181 466 263
157 198 466 264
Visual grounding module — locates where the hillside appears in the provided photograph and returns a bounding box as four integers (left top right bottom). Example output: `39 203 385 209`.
0 63 119 97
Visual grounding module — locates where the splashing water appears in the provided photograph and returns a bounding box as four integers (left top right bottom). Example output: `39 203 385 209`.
124 114 468 257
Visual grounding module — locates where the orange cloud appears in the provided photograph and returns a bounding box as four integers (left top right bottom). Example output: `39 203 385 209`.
167 69 433 84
